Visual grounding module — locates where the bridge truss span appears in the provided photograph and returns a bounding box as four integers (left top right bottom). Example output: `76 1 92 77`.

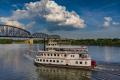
0 25 31 38
0 24 60 39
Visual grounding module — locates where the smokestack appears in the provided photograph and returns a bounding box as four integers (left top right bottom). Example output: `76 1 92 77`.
43 38 46 51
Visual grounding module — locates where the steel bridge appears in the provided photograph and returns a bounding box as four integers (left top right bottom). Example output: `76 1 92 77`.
0 25 60 39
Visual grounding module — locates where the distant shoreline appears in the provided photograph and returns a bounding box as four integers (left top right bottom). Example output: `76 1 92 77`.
0 39 120 47
70 39 120 47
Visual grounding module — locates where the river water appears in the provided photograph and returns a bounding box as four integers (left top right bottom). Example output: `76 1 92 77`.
0 44 120 80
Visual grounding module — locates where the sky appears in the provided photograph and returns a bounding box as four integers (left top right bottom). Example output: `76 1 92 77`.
0 0 120 39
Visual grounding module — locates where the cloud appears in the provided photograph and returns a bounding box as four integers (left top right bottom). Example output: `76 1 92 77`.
0 17 10 23
5 21 25 29
43 1 85 28
103 16 120 27
104 21 111 27
0 17 24 29
11 9 29 20
103 17 112 27
104 17 112 21
0 0 85 31
112 22 120 25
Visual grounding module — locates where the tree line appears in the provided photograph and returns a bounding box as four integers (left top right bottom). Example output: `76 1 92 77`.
70 39 120 46
0 38 120 46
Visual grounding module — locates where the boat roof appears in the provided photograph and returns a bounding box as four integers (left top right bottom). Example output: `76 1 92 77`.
38 50 88 54
46 45 88 49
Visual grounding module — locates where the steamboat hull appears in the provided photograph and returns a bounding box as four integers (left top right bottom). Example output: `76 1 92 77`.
34 62 92 70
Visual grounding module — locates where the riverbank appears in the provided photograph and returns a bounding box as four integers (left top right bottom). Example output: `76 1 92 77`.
0 39 120 47
0 39 26 44
0 39 12 44
70 39 120 47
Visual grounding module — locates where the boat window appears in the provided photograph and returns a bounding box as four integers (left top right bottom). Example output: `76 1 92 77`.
46 60 48 62
80 62 82 64
40 59 42 61
43 59 45 62
79 54 82 57
37 59 39 61
64 54 66 57
54 54 56 56
47 54 49 56
53 60 55 62
44 54 46 56
51 54 52 56
41 54 43 56
57 54 59 56
85 61 87 64
76 61 78 64
50 60 52 62
61 60 63 63
57 60 59 63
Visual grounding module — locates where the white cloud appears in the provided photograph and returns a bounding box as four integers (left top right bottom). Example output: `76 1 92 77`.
104 17 112 21
5 20 24 29
11 9 29 20
0 17 24 29
103 17 112 27
44 1 85 28
104 21 110 27
0 17 10 23
11 0 85 29
0 0 85 31
57 11 85 28
103 17 120 27
112 22 120 25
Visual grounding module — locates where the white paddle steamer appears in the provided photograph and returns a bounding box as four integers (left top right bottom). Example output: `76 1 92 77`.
34 39 96 69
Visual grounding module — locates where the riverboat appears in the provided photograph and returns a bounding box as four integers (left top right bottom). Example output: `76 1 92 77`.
34 39 96 70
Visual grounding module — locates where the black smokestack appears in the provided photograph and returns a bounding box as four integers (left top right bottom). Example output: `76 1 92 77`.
43 38 46 51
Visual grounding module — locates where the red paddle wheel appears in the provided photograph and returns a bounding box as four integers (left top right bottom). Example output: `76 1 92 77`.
91 60 97 68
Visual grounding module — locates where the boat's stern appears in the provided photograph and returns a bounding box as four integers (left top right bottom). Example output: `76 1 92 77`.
91 60 97 69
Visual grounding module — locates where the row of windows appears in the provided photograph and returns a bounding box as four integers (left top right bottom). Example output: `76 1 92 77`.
71 55 75 57
37 59 87 65
40 54 89 59
75 61 87 64
37 59 63 63
40 53 88 58
48 44 57 46
40 53 66 57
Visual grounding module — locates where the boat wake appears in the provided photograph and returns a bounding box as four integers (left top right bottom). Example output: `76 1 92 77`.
23 53 34 61
95 65 120 71
92 63 120 80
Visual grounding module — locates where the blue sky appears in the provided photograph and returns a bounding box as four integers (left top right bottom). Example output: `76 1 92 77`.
0 0 120 39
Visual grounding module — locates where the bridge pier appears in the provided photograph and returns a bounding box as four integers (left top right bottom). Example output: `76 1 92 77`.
25 39 33 44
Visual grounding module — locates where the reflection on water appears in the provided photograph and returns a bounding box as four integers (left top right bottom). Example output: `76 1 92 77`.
0 44 37 80
0 44 120 80
36 66 91 80
0 44 91 80
104 47 112 62
89 46 120 63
